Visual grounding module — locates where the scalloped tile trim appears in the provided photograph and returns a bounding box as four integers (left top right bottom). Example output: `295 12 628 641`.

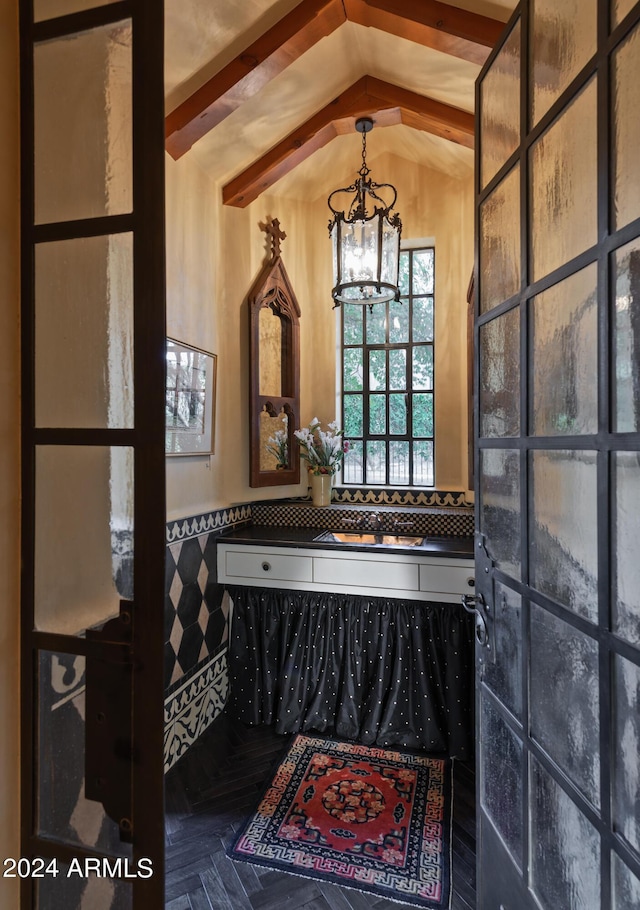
166 504 252 543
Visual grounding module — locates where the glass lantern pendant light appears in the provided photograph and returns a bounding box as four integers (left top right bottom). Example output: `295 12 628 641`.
328 117 402 308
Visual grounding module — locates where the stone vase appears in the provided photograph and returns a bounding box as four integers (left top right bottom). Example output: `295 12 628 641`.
310 472 332 507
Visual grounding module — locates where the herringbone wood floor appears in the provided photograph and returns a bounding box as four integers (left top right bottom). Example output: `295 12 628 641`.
165 714 476 910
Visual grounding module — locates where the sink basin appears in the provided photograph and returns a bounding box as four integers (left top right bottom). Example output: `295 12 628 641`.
315 530 425 547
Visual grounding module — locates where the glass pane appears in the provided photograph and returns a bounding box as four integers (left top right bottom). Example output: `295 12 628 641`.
479 449 521 579
612 852 640 910
369 394 386 434
35 446 134 633
480 164 521 313
35 235 134 429
343 394 363 437
389 299 409 343
483 581 522 720
34 21 132 224
530 605 600 807
530 450 598 622
389 441 409 485
531 263 598 436
613 23 640 230
413 440 434 486
612 0 637 27
412 346 433 391
613 654 640 854
37 866 132 910
614 452 640 645
342 439 363 484
38 650 132 856
480 306 520 437
412 249 434 294
344 348 363 392
368 349 386 390
530 78 597 282
389 349 406 390
480 18 521 188
412 393 433 437
35 0 122 22
343 304 363 345
613 236 640 431
413 297 434 342
389 394 406 435
366 304 386 344
530 756 601 910
480 694 523 868
530 0 597 126
398 251 410 295
366 440 386 484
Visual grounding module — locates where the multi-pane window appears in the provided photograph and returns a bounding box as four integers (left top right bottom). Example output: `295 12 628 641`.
341 246 435 486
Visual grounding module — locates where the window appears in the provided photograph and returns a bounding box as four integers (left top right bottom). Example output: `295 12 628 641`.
340 245 435 487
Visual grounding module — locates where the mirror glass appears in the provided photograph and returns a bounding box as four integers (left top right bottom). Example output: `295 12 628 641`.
259 306 283 397
259 406 289 471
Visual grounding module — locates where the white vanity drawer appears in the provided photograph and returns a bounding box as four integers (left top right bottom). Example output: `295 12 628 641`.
222 548 313 584
419 563 475 597
313 555 419 592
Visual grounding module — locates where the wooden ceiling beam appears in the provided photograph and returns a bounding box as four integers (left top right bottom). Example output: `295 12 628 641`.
222 76 474 208
166 0 504 159
345 0 504 65
165 0 345 159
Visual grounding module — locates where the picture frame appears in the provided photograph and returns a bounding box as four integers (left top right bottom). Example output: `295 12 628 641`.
165 339 217 456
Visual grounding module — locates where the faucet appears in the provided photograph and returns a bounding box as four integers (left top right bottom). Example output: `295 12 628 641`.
369 510 382 530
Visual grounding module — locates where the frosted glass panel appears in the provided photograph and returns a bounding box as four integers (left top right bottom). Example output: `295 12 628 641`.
480 18 521 188
531 264 598 436
530 450 598 621
37 866 132 910
613 655 640 855
614 452 640 645
480 449 521 580
483 581 522 719
34 21 132 224
530 0 597 126
35 235 134 429
530 78 597 282
530 756 601 910
34 446 134 634
480 165 521 313
480 306 520 437
530 605 600 807
480 695 523 868
38 650 132 857
34 0 122 21
613 24 640 230
612 0 637 27
613 234 640 434
612 853 640 910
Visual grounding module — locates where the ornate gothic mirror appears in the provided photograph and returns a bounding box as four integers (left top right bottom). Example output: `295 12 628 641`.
249 219 301 487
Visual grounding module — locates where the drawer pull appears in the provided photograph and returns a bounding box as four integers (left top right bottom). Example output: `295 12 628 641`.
262 562 271 572
467 577 475 588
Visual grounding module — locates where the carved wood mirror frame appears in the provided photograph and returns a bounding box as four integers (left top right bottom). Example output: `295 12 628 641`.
249 219 301 487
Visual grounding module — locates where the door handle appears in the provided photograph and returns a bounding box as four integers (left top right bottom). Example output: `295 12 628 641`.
461 593 490 648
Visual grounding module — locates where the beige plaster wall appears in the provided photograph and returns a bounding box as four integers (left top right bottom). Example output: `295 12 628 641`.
165 150 473 520
0 0 21 904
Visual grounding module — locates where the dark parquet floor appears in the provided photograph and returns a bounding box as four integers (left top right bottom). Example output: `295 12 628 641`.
165 713 476 910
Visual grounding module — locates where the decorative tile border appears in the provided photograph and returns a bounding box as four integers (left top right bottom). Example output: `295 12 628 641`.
166 504 252 543
332 487 474 508
164 648 229 772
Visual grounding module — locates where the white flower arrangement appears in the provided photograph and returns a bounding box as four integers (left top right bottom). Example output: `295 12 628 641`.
265 428 288 468
294 418 349 476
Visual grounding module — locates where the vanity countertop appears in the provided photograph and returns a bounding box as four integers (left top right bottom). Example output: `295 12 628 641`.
217 524 474 559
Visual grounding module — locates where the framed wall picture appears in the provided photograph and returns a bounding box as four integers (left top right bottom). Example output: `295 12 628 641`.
165 339 217 456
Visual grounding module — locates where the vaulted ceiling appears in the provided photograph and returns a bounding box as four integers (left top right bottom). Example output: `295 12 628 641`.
164 0 517 204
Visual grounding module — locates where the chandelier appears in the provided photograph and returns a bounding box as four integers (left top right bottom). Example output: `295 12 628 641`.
328 117 402 308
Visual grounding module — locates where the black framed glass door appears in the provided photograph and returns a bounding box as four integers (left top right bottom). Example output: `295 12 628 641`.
475 1 640 907
20 1 166 906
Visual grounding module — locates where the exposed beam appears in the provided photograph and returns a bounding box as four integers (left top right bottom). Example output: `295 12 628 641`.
165 0 345 159
165 0 504 159
222 76 474 208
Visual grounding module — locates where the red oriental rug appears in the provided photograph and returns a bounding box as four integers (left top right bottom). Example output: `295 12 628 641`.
227 733 453 908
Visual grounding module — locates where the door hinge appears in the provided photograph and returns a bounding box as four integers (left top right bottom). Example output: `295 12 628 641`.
85 600 135 843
